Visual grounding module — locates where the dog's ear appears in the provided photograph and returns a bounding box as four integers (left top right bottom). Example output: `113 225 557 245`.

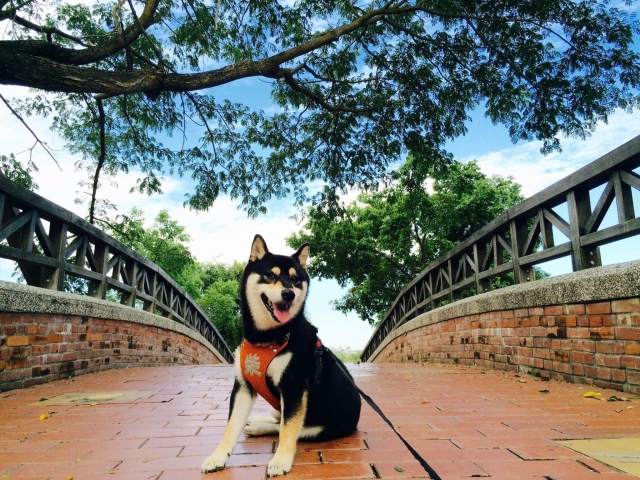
293 243 310 269
249 235 269 262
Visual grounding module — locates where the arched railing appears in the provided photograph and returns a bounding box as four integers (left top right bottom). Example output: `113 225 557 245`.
0 177 234 363
362 135 640 362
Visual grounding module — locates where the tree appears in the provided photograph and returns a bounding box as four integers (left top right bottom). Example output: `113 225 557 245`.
1 1 638 217
331 346 363 363
286 159 524 325
0 154 38 190
198 276 243 350
102 207 195 280
177 260 245 350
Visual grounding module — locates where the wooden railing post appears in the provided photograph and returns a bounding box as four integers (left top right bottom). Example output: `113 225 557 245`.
144 271 157 313
473 242 490 294
120 259 137 307
612 170 636 222
88 244 109 299
46 220 68 291
509 219 529 283
567 189 602 271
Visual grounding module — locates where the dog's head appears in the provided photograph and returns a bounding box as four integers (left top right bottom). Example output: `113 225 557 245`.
242 234 310 332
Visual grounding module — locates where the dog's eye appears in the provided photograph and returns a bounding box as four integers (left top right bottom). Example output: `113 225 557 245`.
265 272 276 280
291 275 299 283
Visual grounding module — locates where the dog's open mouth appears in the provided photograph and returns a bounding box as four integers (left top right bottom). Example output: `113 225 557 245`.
261 294 292 324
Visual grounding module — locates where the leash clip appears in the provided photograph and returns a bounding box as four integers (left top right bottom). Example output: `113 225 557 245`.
278 332 291 346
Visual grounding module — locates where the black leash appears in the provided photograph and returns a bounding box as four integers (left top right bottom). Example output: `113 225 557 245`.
323 345 442 480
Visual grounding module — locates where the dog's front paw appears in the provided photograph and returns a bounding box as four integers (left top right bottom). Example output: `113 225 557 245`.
267 453 294 477
245 422 280 437
247 415 279 425
201 448 230 473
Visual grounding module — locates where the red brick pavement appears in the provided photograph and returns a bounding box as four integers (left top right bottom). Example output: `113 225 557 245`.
0 362 638 479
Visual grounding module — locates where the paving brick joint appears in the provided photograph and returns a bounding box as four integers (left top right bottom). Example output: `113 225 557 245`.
0 363 638 480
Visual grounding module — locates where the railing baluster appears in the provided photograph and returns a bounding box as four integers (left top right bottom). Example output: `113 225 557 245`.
567 188 601 271
89 244 109 299
509 219 529 283
539 208 554 249
121 259 137 307
46 219 68 291
612 170 636 222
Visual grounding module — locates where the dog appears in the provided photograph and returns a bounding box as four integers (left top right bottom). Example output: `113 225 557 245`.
201 235 361 477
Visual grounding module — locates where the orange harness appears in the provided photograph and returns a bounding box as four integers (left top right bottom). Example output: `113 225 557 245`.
239 338 289 410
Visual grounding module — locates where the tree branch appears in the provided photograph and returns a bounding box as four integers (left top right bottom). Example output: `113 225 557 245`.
2 0 161 65
0 1 422 95
0 93 62 170
279 69 378 113
9 13 90 46
465 19 538 91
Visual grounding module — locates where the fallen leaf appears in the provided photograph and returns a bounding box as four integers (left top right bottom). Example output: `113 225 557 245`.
420 401 429 404
607 396 619 402
39 414 50 420
614 410 623 413
583 391 602 399
518 379 527 383
90 403 98 406
38 398 47 402
539 389 550 393
394 467 404 472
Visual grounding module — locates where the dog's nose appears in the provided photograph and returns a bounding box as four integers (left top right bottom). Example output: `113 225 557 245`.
281 289 295 302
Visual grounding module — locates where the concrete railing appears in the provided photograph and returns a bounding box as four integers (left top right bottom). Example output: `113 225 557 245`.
362 135 640 362
0 176 233 363
0 280 227 391
366 260 640 394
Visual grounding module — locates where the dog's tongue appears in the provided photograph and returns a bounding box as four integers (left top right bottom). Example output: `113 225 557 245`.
274 304 291 324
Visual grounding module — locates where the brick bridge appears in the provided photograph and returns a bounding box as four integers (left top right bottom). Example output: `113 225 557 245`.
0 137 639 479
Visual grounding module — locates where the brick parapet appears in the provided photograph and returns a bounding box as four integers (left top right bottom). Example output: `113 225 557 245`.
373 298 640 394
0 312 221 391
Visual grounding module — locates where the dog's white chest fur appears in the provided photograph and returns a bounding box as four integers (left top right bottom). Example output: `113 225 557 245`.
266 352 292 386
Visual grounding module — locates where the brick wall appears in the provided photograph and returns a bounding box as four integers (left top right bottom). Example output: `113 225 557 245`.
373 298 640 394
0 312 221 391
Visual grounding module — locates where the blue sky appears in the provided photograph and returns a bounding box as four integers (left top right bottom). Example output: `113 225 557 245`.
2 74 640 350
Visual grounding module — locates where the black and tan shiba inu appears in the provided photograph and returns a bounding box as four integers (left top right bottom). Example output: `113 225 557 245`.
201 235 361 477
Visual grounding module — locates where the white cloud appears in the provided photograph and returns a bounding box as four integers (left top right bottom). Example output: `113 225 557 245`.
467 110 640 197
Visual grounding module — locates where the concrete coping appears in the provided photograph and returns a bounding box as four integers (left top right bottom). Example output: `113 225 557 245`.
368 260 640 362
0 280 228 363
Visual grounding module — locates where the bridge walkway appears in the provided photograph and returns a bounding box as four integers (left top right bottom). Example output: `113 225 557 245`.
0 363 638 480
